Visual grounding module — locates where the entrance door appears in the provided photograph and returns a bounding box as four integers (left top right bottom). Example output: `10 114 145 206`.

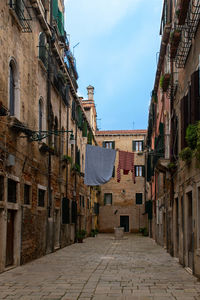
6 210 15 267
187 192 193 270
120 216 129 232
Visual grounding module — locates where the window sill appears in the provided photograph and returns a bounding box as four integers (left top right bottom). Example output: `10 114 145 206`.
37 206 46 210
7 202 19 210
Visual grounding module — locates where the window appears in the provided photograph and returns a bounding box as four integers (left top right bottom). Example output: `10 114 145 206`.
135 166 145 177
54 117 58 153
132 140 143 151
0 176 4 201
39 32 47 67
7 179 17 203
9 63 15 116
24 184 30 205
71 201 77 223
79 195 82 207
136 193 143 205
61 127 64 156
38 98 43 136
62 197 70 224
104 193 112 205
38 189 45 207
102 141 115 149
82 196 85 208
87 199 89 209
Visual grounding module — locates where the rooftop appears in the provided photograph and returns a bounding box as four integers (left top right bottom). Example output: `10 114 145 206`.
96 130 147 135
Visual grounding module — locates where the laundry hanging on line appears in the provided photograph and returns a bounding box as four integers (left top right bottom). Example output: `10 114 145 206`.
117 150 136 183
84 144 116 186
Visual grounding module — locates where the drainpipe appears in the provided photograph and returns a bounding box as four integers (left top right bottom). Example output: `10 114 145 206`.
46 0 53 253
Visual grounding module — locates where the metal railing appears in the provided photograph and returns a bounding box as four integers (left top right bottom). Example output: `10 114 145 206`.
9 0 32 32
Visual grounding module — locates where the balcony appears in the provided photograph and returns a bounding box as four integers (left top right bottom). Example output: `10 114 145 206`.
176 0 190 25
9 0 32 32
175 0 200 68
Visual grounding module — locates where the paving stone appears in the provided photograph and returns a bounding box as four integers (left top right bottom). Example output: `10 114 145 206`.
0 234 200 300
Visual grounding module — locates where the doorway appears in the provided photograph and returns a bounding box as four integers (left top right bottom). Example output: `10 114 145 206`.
187 191 193 271
120 216 129 232
6 210 15 267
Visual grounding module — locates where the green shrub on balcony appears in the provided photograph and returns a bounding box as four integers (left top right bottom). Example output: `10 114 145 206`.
186 123 198 150
179 147 193 164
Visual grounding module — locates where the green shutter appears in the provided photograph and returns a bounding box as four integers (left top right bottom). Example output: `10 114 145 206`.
87 131 92 145
136 193 142 205
112 166 115 178
52 0 58 20
72 101 76 120
132 141 136 151
142 141 144 151
142 166 145 177
102 142 105 148
57 9 64 36
82 121 87 137
62 197 69 224
112 141 115 149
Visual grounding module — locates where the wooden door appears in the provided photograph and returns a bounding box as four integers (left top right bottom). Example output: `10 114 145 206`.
6 210 14 266
120 216 129 232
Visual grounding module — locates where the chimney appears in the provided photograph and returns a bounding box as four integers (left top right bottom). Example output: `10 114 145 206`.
87 85 94 101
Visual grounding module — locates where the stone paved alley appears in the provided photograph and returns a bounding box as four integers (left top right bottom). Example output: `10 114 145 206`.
0 234 200 300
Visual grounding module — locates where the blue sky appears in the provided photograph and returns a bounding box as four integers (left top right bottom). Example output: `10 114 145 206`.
64 0 163 130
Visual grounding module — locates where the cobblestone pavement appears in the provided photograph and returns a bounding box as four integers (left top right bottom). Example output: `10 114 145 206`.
0 234 200 300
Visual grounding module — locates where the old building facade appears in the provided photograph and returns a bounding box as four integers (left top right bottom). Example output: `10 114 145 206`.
147 0 200 278
0 0 99 273
96 130 147 233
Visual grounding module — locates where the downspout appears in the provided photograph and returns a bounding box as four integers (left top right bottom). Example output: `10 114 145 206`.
169 56 174 256
46 0 53 253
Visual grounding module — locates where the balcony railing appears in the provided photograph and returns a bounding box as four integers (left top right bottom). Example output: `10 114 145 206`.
9 0 32 32
174 0 200 68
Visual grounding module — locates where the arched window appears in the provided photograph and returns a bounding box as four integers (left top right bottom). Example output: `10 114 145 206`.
9 63 15 116
9 59 19 118
39 98 43 135
39 32 47 67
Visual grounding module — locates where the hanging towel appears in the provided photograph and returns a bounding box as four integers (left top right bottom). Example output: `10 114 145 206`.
117 150 135 183
84 144 116 186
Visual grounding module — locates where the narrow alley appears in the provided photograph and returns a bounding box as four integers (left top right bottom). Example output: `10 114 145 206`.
0 234 200 300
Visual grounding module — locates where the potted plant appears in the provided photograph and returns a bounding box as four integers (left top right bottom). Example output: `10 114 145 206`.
90 228 98 237
62 155 72 164
179 147 193 164
76 229 87 243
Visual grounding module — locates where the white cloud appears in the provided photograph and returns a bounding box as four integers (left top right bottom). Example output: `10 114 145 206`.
65 0 140 37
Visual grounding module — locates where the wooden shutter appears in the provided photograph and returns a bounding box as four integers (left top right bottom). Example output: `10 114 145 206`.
191 70 200 123
142 141 144 151
102 142 105 148
9 65 15 116
52 0 58 20
180 96 187 149
62 198 69 224
71 201 77 223
136 193 143 205
132 141 136 151
112 166 115 178
142 166 145 177
112 141 115 149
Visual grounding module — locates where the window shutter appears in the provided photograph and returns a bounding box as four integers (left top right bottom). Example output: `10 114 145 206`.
180 97 187 149
52 0 58 20
102 142 105 148
136 193 143 205
62 197 69 224
82 121 87 137
71 200 77 223
112 141 115 149
72 100 76 120
142 141 144 151
132 141 136 151
191 70 200 122
142 166 145 177
112 166 115 178
134 166 137 176
9 65 15 116
57 9 64 36
104 194 106 205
